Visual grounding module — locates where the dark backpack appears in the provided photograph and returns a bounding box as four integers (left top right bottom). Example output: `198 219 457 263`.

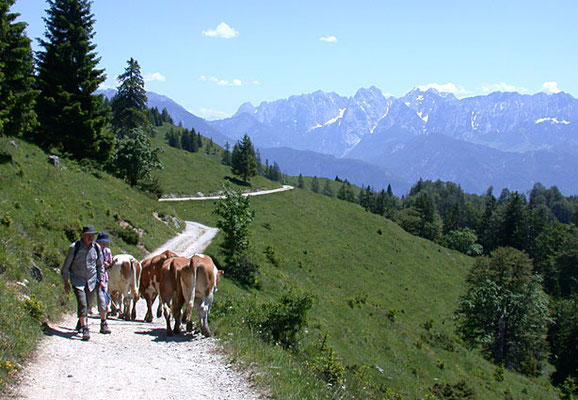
72 240 101 262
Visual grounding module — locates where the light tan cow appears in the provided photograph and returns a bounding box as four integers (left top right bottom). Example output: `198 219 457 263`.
158 254 223 337
139 250 179 322
107 254 142 320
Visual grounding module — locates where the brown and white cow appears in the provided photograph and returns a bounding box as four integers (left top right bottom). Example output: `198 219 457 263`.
139 249 179 322
181 253 223 337
107 254 142 320
158 254 223 337
158 256 190 335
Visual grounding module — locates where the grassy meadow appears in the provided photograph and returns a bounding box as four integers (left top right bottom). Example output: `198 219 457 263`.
0 133 560 399
170 188 558 399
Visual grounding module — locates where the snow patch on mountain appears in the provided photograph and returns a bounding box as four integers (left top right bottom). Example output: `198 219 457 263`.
324 108 346 126
535 117 570 125
417 111 429 124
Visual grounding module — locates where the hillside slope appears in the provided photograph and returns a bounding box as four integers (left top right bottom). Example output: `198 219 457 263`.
0 136 558 399
170 189 557 399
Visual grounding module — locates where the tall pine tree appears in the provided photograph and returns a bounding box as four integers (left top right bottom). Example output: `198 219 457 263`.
34 0 113 161
111 57 148 137
231 134 257 183
0 0 37 137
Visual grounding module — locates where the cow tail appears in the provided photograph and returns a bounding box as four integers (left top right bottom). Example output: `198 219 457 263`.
131 258 139 302
186 261 198 325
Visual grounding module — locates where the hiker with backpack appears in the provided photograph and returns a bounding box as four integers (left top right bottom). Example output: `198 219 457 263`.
61 225 111 340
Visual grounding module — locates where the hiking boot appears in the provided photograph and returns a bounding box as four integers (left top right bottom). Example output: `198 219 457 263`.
82 327 90 341
100 321 111 334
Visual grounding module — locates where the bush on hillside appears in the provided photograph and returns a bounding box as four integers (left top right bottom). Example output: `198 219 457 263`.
308 334 345 385
431 380 476 399
113 226 139 246
252 289 313 349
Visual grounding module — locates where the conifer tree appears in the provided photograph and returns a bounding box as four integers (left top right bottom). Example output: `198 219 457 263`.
0 0 37 137
322 180 334 197
221 141 232 166
111 57 148 137
34 0 113 161
310 176 319 193
297 173 304 189
160 107 173 124
231 134 258 183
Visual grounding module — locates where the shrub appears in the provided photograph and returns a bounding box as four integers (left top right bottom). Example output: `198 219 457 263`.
226 254 260 288
0 147 12 164
264 245 280 268
258 289 313 349
114 226 139 245
138 176 164 199
310 335 345 385
63 219 82 242
24 296 46 324
431 380 476 399
1 214 13 228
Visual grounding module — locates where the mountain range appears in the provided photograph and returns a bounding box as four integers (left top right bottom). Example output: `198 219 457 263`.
99 87 578 195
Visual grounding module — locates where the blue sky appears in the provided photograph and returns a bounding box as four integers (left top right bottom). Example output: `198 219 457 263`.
13 0 578 120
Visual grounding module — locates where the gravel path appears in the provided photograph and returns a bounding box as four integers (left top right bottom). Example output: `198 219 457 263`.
10 222 265 400
158 185 293 202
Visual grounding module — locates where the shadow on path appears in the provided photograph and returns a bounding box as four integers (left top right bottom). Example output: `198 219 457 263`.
42 323 77 340
134 327 202 342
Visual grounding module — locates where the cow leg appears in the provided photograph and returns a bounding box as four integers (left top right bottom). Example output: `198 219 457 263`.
123 295 131 320
156 301 163 318
162 300 173 336
172 302 182 335
201 292 215 337
131 296 137 320
144 292 156 322
110 292 121 317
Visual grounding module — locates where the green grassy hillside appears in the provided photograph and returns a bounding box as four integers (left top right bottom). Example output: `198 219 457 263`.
152 124 282 197
0 136 558 399
169 188 557 399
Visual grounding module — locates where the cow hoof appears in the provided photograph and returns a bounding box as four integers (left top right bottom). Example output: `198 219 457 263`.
186 322 193 332
145 316 152 323
166 329 173 337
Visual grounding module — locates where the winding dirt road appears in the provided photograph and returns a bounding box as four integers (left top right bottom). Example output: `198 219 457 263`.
158 185 293 202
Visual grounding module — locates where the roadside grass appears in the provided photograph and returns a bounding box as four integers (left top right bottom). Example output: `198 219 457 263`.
0 137 181 388
152 124 281 197
171 189 558 399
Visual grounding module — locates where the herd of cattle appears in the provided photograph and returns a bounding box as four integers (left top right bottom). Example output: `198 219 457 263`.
106 250 223 337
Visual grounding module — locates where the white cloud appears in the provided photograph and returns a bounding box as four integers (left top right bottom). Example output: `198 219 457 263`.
320 35 338 43
481 82 528 94
541 81 561 94
197 107 231 121
200 75 242 86
202 22 239 39
418 82 468 96
144 72 166 82
199 75 259 87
